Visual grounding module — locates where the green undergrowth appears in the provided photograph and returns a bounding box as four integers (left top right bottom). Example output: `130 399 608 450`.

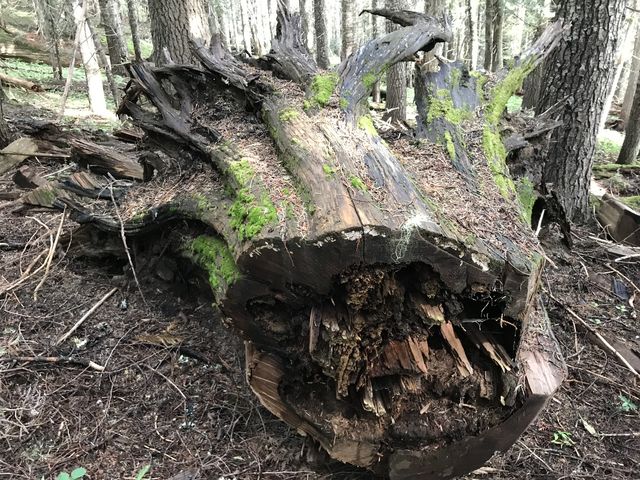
304 72 339 110
621 196 640 210
190 235 239 293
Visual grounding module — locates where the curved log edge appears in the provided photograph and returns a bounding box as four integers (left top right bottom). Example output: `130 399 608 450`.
10 6 568 479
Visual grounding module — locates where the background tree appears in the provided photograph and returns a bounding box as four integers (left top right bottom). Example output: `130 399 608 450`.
622 28 640 126
490 0 503 70
34 0 63 79
97 0 128 75
371 0 381 102
0 86 11 148
534 0 626 221
314 0 330 68
483 0 492 70
147 0 211 64
384 0 407 123
617 73 640 165
126 0 143 61
340 0 354 60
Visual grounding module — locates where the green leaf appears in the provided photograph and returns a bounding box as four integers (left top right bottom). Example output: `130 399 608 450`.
70 467 87 479
619 395 638 412
56 473 71 480
135 465 151 480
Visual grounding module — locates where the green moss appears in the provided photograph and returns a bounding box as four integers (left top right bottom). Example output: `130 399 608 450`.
426 89 471 125
194 193 213 213
444 131 456 161
227 158 254 185
485 61 535 125
308 72 339 108
349 175 367 191
363 72 377 88
357 115 378 136
593 162 640 172
482 126 515 198
447 67 462 87
190 235 239 292
339 97 348 109
516 178 536 224
323 164 336 177
621 196 640 210
278 108 300 122
470 71 487 100
229 188 277 241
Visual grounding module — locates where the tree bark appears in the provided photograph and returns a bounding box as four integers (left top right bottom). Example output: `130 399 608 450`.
126 0 142 61
464 0 477 69
340 0 354 61
483 0 492 71
148 0 211 65
490 0 503 71
313 0 330 68
383 0 407 123
87 17 119 104
0 86 11 148
97 0 128 75
371 0 381 103
33 0 63 80
535 0 626 222
32 9 566 479
617 73 640 165
300 0 310 49
72 0 107 115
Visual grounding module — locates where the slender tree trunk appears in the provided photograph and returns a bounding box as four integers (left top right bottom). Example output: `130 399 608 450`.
314 0 330 68
73 0 107 114
229 0 241 51
126 0 142 61
483 0 492 71
371 0 381 103
464 0 477 69
238 0 253 54
423 0 445 71
34 0 63 80
300 0 310 49
383 0 407 123
490 0 503 71
617 74 640 165
536 0 626 221
340 0 354 60
0 86 11 148
622 29 640 126
97 0 128 75
148 0 211 65
88 17 119 104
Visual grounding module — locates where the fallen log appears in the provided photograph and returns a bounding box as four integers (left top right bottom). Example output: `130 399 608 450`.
0 72 43 92
19 7 567 479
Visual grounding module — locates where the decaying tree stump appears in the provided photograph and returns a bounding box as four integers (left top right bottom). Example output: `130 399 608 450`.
16 8 567 480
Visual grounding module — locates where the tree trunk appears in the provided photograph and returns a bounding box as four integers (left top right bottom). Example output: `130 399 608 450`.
148 0 211 65
371 0 381 103
617 73 640 164
622 28 640 126
464 0 477 69
535 0 626 222
521 24 546 110
97 0 128 75
490 0 503 71
87 17 119 104
300 0 310 49
72 0 107 115
0 86 11 148
383 0 407 123
238 0 253 54
314 0 330 68
31 9 566 479
340 0 354 61
126 0 142 61
33 0 63 80
483 0 492 71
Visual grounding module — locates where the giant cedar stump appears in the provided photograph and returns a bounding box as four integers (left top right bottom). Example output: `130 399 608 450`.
24 8 566 479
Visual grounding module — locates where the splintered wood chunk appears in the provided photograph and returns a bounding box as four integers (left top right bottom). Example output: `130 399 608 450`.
440 322 474 377
410 292 445 323
466 327 514 373
309 305 321 353
407 337 428 374
20 183 70 208
0 137 38 176
13 166 46 189
362 378 387 417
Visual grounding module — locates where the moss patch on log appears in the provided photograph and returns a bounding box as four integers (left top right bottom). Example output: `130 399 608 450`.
482 126 516 198
278 108 300 122
229 188 277 241
426 89 472 125
485 61 535 125
349 175 367 191
357 115 378 136
190 235 239 293
515 178 536 224
305 72 339 109
444 132 456 162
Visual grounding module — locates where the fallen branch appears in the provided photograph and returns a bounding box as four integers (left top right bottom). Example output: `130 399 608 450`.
55 287 118 345
33 209 66 300
0 72 43 92
547 292 640 378
0 355 105 372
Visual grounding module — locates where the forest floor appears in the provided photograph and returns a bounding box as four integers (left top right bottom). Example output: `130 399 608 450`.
2 31 640 480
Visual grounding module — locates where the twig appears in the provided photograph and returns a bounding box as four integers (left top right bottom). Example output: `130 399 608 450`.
535 208 545 237
0 151 71 158
1 355 105 372
517 440 554 473
55 287 118 345
33 209 66 300
547 291 640 378
109 184 147 307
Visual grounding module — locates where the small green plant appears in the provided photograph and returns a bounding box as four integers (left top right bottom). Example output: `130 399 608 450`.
596 138 622 159
135 465 151 480
551 430 575 447
56 467 87 480
618 395 638 412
